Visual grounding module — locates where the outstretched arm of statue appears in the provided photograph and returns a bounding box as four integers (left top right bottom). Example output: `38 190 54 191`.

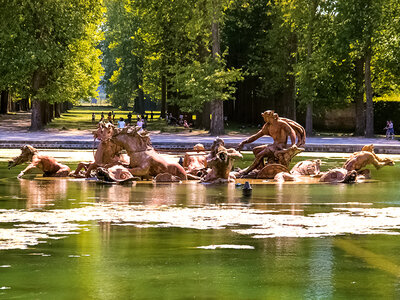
17 163 38 179
237 129 265 151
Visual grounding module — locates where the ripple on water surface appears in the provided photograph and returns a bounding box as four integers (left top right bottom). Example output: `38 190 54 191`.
1 205 400 250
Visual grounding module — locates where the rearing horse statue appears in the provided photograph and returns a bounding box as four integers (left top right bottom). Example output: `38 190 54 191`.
101 123 187 180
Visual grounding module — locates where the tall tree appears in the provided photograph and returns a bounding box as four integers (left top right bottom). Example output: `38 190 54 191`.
334 0 384 136
101 0 143 110
121 0 242 134
0 0 104 130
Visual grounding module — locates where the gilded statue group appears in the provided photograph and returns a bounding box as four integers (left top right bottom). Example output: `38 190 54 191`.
8 110 395 184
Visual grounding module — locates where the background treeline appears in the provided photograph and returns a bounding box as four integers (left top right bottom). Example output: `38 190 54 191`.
0 0 103 130
1 0 400 136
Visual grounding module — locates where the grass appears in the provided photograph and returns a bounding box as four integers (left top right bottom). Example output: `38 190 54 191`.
47 106 198 133
47 106 133 131
47 106 266 135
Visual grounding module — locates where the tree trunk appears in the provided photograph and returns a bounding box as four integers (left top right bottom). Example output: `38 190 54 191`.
8 97 16 112
283 33 297 120
161 75 167 118
30 100 44 130
61 102 68 113
135 89 145 114
48 103 54 122
354 58 365 136
210 100 224 135
199 102 211 129
16 100 22 112
365 51 374 137
305 103 313 136
0 90 9 114
41 101 48 125
21 98 29 111
31 70 47 129
304 0 317 137
55 103 61 118
281 73 296 120
209 7 224 135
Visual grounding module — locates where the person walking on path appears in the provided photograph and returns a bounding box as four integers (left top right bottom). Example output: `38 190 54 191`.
127 112 132 125
388 120 395 140
92 113 96 123
137 117 143 131
384 120 395 140
117 117 126 129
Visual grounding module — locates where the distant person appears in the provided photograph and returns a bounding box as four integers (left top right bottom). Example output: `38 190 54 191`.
384 120 394 140
100 112 104 122
137 117 143 129
168 113 176 125
92 113 96 123
117 117 126 128
183 120 190 129
168 113 173 125
107 112 112 123
127 112 132 125
384 121 390 139
112 111 116 122
178 114 184 126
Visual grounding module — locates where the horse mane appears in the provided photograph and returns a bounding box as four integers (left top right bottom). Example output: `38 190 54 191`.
113 125 153 148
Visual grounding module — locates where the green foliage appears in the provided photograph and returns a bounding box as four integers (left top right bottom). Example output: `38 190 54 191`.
101 0 243 115
2 0 400 128
371 0 400 100
0 0 104 103
170 55 243 112
101 0 143 109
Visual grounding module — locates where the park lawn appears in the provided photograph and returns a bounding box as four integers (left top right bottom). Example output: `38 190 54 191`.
47 106 132 130
47 106 260 135
47 106 201 133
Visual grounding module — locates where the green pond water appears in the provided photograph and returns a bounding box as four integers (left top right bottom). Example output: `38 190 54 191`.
1 151 400 299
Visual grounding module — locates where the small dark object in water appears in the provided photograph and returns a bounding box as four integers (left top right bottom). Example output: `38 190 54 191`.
242 181 252 197
235 183 242 188
178 157 184 166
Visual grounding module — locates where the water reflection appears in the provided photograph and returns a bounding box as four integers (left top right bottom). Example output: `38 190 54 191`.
12 177 377 213
274 184 309 215
19 179 68 209
94 184 132 205
305 238 333 299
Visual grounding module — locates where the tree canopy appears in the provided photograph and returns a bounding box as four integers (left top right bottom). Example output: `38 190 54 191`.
1 0 400 134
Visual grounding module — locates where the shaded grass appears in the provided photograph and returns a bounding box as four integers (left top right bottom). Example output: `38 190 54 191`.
47 106 163 131
48 106 263 134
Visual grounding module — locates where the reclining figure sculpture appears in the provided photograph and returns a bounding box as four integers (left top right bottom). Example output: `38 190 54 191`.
8 145 70 178
343 144 394 173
